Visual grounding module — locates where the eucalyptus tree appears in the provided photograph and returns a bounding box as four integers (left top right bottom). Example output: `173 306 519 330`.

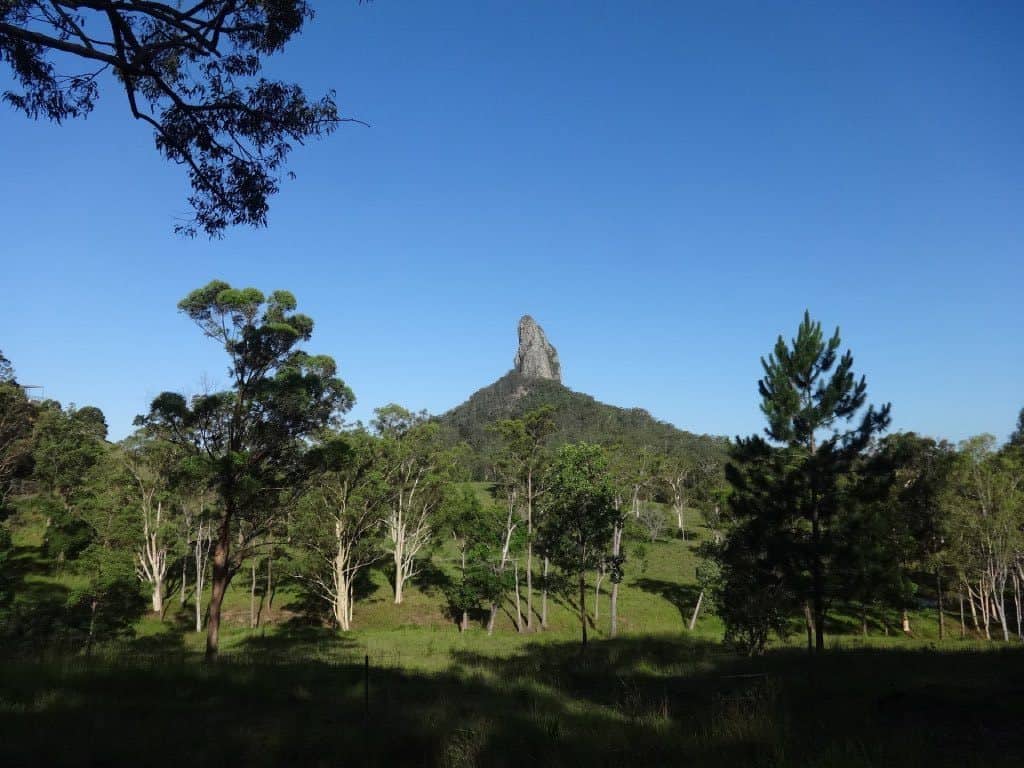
373 405 456 605
0 1 358 236
722 311 890 653
661 452 718 540
945 436 1022 642
291 429 385 631
491 405 555 631
540 443 617 649
121 431 180 615
140 281 353 658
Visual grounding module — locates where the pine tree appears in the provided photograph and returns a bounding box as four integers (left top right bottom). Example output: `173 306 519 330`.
723 311 890 653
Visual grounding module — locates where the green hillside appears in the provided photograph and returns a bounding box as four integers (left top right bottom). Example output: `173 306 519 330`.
437 370 729 477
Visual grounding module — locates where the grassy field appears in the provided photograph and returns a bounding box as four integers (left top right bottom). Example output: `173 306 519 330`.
3 495 1023 766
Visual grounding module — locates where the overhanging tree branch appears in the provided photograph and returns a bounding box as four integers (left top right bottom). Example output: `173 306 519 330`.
1 1 365 236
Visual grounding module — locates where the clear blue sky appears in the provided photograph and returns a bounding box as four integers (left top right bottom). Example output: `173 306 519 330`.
1 1 1021 444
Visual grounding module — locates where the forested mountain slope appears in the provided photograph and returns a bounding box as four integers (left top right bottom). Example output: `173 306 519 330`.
437 370 728 477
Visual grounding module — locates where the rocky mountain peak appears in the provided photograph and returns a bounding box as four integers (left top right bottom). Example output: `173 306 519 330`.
513 315 561 382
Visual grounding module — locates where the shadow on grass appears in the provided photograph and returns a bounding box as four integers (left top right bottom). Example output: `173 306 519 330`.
3 636 1024 767
634 577 702 627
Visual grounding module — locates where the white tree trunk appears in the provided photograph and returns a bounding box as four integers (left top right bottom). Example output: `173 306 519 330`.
541 557 549 630
689 590 704 631
514 560 523 633
609 522 622 638
151 579 164 614
136 499 169 617
194 521 211 633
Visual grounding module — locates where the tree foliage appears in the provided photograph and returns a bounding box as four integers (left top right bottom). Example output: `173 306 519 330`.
0 1 358 236
140 280 353 656
718 311 890 653
540 442 617 647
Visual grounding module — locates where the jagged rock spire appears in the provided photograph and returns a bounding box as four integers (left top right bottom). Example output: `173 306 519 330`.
514 315 561 382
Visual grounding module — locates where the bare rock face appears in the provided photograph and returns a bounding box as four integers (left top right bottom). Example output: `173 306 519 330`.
513 315 561 382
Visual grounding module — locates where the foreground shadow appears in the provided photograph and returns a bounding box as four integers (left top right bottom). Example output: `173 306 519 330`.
2 636 1024 767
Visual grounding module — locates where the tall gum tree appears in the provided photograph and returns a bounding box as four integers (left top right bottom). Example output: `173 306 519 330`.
140 281 353 658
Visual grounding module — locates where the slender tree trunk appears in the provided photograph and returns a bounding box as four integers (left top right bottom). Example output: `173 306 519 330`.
688 590 703 631
901 609 912 635
936 571 945 641
610 580 620 637
541 557 549 630
250 559 257 629
998 582 1010 642
205 519 231 660
486 603 497 635
804 601 815 653
461 610 469 632
610 522 622 639
266 537 274 610
526 476 533 631
811 511 825 652
861 605 868 638
1013 572 1022 641
526 541 533 630
393 536 405 605
180 548 188 606
980 578 991 640
194 529 207 633
85 599 97 658
967 582 980 634
578 568 587 649
959 592 965 639
514 560 523 633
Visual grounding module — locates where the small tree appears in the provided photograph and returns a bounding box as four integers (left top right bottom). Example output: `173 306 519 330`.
121 432 181 615
70 446 146 654
637 502 667 542
491 406 555 632
374 405 453 605
443 487 502 632
291 430 385 630
540 443 617 648
661 452 719 540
